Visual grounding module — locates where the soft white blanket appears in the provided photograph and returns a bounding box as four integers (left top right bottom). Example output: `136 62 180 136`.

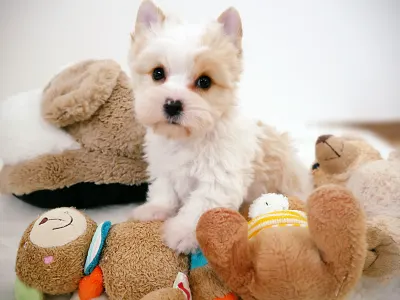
0 124 398 300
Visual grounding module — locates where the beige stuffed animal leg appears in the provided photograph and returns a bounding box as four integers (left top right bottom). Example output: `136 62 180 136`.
0 147 147 195
0 150 84 195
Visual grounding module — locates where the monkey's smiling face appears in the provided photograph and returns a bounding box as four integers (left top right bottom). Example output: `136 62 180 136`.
30 207 87 248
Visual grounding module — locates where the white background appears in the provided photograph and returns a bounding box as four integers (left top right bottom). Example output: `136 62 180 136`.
0 0 399 123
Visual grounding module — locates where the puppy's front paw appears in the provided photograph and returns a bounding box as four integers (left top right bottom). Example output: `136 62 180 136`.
163 216 199 254
130 203 175 222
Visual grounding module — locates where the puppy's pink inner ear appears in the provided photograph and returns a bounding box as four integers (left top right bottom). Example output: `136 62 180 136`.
136 0 164 29
218 7 243 42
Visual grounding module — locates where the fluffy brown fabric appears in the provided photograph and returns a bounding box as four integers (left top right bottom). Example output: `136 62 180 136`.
197 185 366 300
247 121 309 203
42 60 120 127
140 288 187 300
287 195 306 211
189 265 231 300
0 59 147 195
100 221 188 300
15 210 96 294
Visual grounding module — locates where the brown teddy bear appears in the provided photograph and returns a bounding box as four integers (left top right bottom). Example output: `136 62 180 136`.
196 185 367 300
312 134 400 280
312 134 400 299
0 59 148 208
312 135 382 188
14 207 232 300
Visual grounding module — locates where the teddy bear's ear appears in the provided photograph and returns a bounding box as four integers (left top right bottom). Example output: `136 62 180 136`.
42 59 121 127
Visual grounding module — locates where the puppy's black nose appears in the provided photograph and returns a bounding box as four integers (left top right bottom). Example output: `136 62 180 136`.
163 99 183 117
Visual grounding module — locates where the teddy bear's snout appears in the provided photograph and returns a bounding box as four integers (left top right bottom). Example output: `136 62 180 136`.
316 134 333 145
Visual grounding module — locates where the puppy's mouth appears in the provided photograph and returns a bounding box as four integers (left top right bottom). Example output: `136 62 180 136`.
168 119 180 125
166 115 182 126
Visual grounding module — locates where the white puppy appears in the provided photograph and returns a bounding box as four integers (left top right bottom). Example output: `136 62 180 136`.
128 0 311 253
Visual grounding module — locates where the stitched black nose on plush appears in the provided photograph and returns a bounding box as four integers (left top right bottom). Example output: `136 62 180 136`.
164 99 183 117
316 134 333 145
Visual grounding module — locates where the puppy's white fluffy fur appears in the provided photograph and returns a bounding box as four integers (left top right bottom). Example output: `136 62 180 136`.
128 0 311 254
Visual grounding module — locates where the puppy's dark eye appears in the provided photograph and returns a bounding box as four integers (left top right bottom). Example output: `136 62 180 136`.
265 201 269 206
195 75 212 89
312 162 320 170
152 67 165 81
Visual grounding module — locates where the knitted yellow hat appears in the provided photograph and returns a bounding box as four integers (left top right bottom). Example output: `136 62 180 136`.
247 193 308 240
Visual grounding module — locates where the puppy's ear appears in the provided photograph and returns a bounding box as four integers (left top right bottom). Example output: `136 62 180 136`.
42 59 121 127
134 0 165 34
217 7 243 48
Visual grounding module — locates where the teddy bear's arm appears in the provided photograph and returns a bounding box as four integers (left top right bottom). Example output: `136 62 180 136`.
197 208 254 298
306 185 366 294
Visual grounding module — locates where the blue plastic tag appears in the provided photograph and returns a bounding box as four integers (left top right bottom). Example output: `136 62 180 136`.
84 221 111 275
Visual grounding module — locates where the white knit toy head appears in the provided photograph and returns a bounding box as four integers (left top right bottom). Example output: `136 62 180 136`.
248 193 290 219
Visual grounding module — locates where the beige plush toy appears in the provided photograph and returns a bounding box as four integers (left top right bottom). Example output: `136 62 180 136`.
15 207 232 300
0 59 148 208
312 134 400 281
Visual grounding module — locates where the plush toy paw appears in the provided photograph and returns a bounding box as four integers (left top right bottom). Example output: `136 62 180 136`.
364 216 400 278
163 216 199 254
130 203 175 222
